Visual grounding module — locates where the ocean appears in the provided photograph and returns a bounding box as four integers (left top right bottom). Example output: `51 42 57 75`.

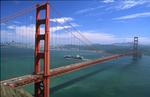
1 47 150 97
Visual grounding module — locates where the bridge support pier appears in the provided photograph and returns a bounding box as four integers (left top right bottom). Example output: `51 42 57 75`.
35 3 50 97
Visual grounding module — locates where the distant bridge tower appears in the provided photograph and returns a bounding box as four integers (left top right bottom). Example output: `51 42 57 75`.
133 37 141 60
134 37 138 52
35 3 50 97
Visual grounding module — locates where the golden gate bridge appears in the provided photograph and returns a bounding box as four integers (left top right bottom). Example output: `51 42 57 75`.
0 2 141 97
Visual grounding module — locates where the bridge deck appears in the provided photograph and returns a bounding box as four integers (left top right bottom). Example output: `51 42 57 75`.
0 53 133 88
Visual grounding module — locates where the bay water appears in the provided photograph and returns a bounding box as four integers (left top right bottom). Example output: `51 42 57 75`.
1 47 150 97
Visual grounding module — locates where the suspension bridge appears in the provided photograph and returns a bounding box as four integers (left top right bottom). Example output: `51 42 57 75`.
0 2 141 97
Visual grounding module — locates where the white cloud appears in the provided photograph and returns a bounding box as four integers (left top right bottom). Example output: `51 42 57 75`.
80 31 115 44
2 24 73 43
102 0 114 3
51 31 117 45
71 31 150 45
1 30 14 42
2 24 150 45
116 0 150 10
15 24 35 39
50 17 73 24
51 26 72 32
70 23 80 27
75 6 104 14
7 25 17 29
139 37 150 45
103 0 150 11
113 12 150 20
2 26 116 44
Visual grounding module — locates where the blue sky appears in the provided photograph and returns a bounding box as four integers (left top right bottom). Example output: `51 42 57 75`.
1 0 150 45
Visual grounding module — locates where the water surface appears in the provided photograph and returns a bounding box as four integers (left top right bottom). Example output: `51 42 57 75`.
1 47 150 97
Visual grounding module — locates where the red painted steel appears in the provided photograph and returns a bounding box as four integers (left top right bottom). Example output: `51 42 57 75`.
35 3 50 97
0 52 134 88
35 4 41 97
44 3 50 97
133 37 138 59
0 1 140 96
49 52 133 77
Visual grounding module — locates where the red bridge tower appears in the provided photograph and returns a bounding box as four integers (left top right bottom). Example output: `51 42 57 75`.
35 3 50 97
133 37 141 60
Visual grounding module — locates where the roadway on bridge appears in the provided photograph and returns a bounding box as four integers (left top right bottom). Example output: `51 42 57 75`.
0 52 134 88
